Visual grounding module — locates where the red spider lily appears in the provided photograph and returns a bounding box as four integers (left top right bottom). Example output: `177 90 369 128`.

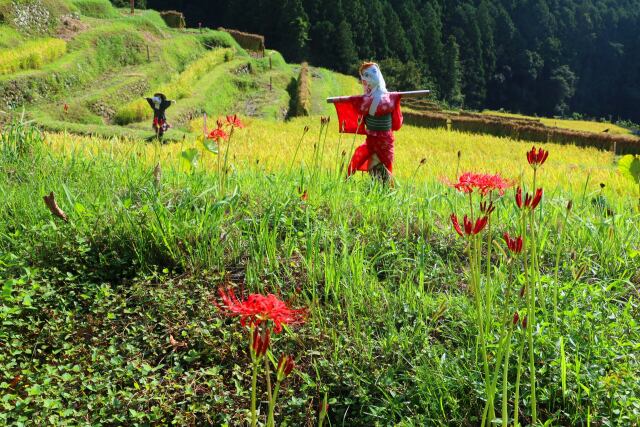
515 187 543 210
451 214 489 237
208 127 229 141
513 311 520 325
527 146 549 168
217 288 307 333
63 103 69 113
226 114 244 128
251 327 270 357
531 188 543 209
503 232 523 254
479 201 495 215
447 172 512 196
276 354 295 380
522 316 528 329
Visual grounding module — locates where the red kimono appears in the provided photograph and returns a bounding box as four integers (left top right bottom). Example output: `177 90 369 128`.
334 92 403 175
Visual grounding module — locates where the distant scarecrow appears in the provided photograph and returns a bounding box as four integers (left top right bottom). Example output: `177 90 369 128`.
145 93 175 139
327 62 429 183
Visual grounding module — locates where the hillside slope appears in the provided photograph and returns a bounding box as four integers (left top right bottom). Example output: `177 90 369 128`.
0 0 359 141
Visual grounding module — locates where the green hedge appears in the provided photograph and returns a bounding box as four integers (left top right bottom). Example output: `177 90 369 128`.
71 0 118 18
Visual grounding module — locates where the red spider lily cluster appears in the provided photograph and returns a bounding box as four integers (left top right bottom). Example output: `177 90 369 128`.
515 187 543 210
216 287 307 426
526 146 549 168
503 233 523 254
448 172 513 196
217 288 307 333
451 214 489 237
446 146 549 425
207 114 245 141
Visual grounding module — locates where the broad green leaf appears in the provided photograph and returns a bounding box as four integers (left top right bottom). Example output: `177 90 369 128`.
202 138 219 154
180 148 200 171
618 154 640 183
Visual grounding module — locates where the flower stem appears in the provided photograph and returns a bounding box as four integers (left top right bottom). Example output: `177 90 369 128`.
469 237 490 426
221 128 234 196
514 331 526 427
526 214 538 425
501 327 514 427
289 127 308 176
553 206 570 320
264 353 273 409
251 360 258 427
267 381 281 427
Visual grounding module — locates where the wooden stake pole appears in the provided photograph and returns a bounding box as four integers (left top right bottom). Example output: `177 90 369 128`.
130 0 134 15
326 90 430 103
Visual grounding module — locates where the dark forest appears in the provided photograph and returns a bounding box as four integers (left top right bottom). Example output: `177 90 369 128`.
144 0 640 122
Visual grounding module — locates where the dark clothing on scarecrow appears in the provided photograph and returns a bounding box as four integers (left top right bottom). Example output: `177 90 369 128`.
146 93 173 138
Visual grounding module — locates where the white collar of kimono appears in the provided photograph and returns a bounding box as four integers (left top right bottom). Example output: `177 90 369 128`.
361 64 388 116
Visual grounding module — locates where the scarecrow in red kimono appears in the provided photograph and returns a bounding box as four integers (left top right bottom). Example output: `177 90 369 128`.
328 62 429 184
145 93 175 139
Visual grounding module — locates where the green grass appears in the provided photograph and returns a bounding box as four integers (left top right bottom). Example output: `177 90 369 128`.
0 38 66 75
1 118 638 425
0 26 25 49
70 0 117 18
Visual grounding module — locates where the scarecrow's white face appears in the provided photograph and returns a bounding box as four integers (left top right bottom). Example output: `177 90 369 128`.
152 96 162 108
360 64 387 95
361 67 378 92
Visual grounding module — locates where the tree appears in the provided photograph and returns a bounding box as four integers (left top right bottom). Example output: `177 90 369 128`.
344 0 374 59
309 20 336 68
442 35 464 106
276 0 310 62
450 4 486 107
378 58 424 91
368 0 390 59
382 2 412 62
334 20 358 73
421 2 445 91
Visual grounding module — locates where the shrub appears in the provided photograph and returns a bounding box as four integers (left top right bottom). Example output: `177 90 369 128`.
0 38 66 74
219 27 264 53
198 31 243 52
109 0 146 9
159 10 185 29
70 0 117 18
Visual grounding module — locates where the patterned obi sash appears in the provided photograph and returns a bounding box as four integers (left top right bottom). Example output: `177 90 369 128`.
365 113 392 131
